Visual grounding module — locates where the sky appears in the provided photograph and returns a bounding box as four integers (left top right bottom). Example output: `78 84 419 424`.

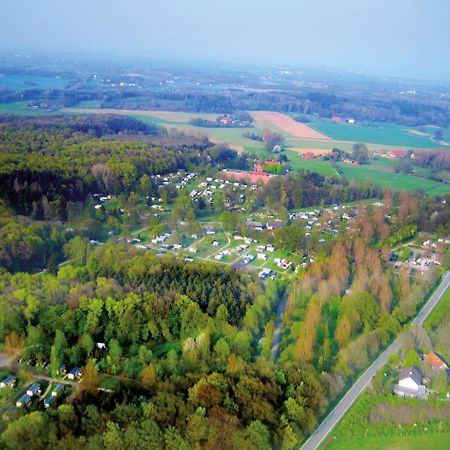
1 0 450 81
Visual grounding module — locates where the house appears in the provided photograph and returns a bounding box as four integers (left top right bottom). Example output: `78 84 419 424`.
68 367 81 380
393 367 425 398
52 383 65 397
272 145 282 153
257 253 267 261
346 118 356 124
266 220 283 231
246 219 264 230
424 352 448 370
44 395 55 409
218 115 233 126
331 115 343 123
16 394 32 408
0 375 16 388
26 383 41 397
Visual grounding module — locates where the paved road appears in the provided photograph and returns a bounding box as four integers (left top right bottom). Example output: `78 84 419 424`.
301 271 450 450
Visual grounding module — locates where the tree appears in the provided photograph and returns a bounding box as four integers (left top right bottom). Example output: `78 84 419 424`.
4 331 24 360
1 412 50 450
261 129 284 152
141 364 158 390
294 300 321 364
403 349 420 367
352 143 369 164
220 210 238 233
79 360 99 396
64 236 89 265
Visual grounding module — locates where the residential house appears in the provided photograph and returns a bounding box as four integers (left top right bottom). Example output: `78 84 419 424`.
0 375 16 388
16 394 32 408
52 383 65 397
393 367 425 398
266 220 283 231
68 367 81 380
26 383 41 397
44 395 55 409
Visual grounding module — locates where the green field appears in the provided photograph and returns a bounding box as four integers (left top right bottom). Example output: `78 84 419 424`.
0 101 51 115
337 161 450 195
324 432 450 450
308 118 442 148
0 74 71 91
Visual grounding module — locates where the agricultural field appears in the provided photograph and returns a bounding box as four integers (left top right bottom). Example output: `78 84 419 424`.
307 117 444 148
251 111 331 140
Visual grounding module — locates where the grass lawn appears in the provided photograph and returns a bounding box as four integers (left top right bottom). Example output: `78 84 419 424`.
285 152 337 176
323 432 450 450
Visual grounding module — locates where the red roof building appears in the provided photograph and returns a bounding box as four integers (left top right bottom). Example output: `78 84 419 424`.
390 149 406 158
303 152 316 160
331 115 343 123
424 352 448 370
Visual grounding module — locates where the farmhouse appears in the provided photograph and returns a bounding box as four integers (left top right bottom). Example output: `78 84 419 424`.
424 352 448 371
393 367 426 398
390 149 406 158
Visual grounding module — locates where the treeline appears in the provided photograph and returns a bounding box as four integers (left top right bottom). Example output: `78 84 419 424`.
0 246 325 448
100 90 450 127
411 150 450 172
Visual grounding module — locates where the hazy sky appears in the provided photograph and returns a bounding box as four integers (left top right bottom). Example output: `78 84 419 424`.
1 0 450 80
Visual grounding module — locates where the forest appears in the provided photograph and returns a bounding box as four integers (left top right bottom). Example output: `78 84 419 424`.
0 246 324 449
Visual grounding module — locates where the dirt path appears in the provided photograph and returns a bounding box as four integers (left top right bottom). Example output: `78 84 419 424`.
271 288 289 359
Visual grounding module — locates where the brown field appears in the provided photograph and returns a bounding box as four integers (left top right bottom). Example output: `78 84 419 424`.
251 111 331 140
289 148 332 155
